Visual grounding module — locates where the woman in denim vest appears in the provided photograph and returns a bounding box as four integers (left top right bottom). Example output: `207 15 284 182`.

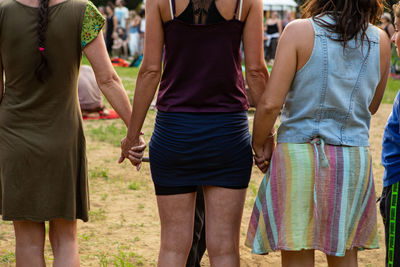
246 0 390 266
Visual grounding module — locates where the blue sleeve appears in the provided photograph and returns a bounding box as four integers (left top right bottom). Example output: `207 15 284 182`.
382 91 400 186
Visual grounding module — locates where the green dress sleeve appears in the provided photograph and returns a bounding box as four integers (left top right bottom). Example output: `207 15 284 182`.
81 1 105 49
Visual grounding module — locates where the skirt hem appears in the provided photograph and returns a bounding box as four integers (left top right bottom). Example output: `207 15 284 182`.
246 244 380 257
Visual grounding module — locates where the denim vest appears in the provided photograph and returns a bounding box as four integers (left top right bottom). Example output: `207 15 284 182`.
277 15 381 146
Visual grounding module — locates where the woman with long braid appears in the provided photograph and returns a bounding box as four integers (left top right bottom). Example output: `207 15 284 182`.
0 0 136 265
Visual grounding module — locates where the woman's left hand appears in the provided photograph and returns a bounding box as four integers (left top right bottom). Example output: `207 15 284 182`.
253 136 275 173
119 135 146 170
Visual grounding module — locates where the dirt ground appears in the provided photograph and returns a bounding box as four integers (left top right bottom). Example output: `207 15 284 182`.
0 104 393 266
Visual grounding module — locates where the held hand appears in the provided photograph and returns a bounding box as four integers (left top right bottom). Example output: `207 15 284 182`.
253 136 275 173
128 136 146 170
119 136 146 171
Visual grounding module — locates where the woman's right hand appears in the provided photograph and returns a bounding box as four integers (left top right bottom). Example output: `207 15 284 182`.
253 136 275 173
119 136 146 170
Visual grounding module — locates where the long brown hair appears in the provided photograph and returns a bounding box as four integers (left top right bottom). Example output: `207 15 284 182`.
301 0 383 48
35 0 50 82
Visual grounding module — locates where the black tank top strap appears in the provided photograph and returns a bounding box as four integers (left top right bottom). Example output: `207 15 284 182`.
232 0 240 19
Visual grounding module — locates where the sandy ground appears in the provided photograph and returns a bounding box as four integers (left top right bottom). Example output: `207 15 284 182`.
0 104 393 266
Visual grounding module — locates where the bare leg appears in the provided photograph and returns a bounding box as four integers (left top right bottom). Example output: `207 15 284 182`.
203 186 247 267
48 219 80 267
13 221 46 267
326 249 358 267
157 192 197 267
281 250 315 267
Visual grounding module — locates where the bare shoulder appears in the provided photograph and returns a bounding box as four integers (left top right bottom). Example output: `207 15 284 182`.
376 26 391 46
154 0 170 22
280 19 314 46
240 0 261 21
283 19 313 36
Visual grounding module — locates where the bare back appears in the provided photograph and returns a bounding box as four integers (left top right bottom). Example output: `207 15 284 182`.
158 0 252 23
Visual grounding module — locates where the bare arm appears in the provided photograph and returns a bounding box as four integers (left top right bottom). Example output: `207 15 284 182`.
252 21 303 162
121 0 164 163
83 34 132 126
243 0 269 107
369 29 391 115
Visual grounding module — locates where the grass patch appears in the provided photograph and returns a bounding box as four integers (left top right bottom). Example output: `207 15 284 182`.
0 252 15 264
101 193 109 201
96 249 144 267
89 208 107 222
90 167 110 180
128 182 140 191
87 121 127 147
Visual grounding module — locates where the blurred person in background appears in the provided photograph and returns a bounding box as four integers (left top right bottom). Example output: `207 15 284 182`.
78 65 109 117
380 12 395 39
115 0 130 30
106 2 118 55
264 11 282 64
129 10 142 58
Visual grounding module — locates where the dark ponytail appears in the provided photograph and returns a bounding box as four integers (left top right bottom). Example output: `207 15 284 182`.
35 0 50 82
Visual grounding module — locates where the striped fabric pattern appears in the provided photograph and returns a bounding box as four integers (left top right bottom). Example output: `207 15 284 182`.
246 142 379 256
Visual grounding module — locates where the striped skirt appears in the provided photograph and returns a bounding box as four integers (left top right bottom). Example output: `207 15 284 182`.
246 140 379 256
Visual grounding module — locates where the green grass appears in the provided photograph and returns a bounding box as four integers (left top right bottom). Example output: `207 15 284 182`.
128 182 140 190
90 166 110 180
0 252 15 264
383 77 400 104
87 121 127 147
95 248 144 267
89 208 107 222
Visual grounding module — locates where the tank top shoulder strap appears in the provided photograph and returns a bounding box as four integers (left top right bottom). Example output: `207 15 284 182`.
233 0 244 20
169 0 176 19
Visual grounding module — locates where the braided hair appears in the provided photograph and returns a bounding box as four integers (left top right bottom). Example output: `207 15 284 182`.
35 0 50 82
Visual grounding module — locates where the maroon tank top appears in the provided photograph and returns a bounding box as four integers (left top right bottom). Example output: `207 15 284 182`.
156 0 249 112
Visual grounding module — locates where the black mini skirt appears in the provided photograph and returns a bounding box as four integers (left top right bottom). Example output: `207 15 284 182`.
149 111 253 187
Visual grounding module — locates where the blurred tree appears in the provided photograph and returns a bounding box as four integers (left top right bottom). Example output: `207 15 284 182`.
91 0 143 10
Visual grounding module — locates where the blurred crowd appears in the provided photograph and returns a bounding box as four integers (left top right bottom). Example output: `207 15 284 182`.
263 10 396 66
263 10 295 65
98 0 146 62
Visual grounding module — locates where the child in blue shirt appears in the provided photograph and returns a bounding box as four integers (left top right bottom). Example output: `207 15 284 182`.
381 3 400 267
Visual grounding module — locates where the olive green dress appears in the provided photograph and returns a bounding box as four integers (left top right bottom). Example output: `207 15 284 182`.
0 0 104 222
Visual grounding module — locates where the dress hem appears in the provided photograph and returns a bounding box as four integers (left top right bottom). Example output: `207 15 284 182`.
1 214 88 222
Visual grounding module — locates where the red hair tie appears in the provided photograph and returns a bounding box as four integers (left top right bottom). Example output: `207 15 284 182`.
39 47 45 52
